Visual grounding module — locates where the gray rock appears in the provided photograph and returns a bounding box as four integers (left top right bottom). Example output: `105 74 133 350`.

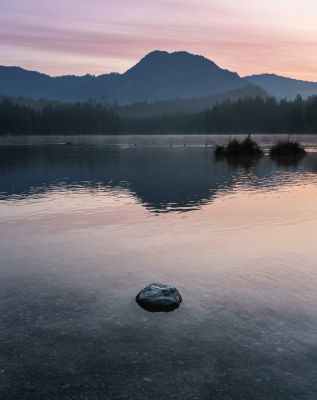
136 283 182 312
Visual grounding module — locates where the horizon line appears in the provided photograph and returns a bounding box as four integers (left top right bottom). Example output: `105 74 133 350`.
1 49 317 83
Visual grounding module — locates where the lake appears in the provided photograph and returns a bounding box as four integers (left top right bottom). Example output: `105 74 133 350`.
0 135 317 399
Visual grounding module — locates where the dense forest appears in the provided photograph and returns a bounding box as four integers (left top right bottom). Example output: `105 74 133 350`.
0 95 317 135
0 98 121 135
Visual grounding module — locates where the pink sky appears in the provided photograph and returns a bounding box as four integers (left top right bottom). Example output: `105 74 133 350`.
1 0 317 80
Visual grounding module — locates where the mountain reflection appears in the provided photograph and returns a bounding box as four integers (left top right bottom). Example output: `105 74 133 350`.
0 145 316 212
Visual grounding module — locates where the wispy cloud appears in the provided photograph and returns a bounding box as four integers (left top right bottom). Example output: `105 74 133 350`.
0 0 317 79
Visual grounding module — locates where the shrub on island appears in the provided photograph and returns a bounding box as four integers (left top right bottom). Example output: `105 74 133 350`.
270 139 306 159
215 135 263 160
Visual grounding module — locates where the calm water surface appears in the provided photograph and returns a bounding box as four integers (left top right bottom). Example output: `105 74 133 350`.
0 135 317 399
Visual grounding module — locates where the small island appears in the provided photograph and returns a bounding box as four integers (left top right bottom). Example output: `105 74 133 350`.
270 138 307 160
215 135 264 161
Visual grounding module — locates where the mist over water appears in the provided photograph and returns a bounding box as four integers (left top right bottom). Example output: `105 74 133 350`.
0 135 317 399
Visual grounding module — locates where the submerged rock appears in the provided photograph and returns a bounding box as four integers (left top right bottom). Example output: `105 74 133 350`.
136 283 182 312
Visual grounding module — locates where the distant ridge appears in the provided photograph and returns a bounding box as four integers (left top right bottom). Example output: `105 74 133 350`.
245 73 317 99
0 66 118 102
1 51 317 104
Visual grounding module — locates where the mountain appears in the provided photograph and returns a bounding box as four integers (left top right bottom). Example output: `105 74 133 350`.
245 74 317 99
4 51 316 105
0 51 248 104
104 51 247 103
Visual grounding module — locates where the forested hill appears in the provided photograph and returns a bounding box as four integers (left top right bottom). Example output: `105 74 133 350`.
120 85 267 117
1 95 317 135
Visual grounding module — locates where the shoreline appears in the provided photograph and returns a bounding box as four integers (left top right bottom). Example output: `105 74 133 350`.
1 133 317 147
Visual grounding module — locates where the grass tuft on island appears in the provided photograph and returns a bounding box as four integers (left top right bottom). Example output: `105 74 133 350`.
270 138 307 160
215 135 264 160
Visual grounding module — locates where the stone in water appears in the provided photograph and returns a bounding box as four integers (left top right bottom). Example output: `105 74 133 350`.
136 283 182 312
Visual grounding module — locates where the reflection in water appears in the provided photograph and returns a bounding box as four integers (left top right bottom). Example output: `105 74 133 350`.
1 144 317 212
270 153 307 167
1 140 317 400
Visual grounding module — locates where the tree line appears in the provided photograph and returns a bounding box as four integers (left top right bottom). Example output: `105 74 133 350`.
0 95 317 135
0 98 120 135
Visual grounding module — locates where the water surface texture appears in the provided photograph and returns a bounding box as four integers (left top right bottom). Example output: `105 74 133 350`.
0 136 317 399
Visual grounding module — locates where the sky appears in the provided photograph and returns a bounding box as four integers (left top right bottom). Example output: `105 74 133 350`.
1 0 317 80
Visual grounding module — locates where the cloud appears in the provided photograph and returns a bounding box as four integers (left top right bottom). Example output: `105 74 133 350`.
0 0 317 79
